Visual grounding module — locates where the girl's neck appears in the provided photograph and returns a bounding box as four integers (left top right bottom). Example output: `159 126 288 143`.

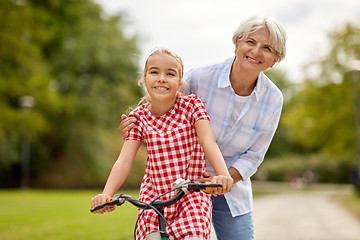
147 97 177 116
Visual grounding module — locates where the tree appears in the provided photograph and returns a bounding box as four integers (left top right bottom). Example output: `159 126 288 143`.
0 0 143 188
282 22 360 161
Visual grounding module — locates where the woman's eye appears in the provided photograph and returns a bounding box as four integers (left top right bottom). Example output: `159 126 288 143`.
150 71 158 74
264 46 273 52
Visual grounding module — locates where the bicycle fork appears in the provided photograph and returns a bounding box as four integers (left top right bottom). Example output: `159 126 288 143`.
145 205 169 240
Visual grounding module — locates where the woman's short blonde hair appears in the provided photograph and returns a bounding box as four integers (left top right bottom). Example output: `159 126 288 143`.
232 16 287 63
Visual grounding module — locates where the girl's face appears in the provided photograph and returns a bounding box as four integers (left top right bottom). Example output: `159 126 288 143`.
144 53 183 103
234 28 278 74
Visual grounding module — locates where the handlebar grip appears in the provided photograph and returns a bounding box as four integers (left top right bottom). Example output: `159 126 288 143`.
90 198 121 213
90 204 106 212
205 182 222 192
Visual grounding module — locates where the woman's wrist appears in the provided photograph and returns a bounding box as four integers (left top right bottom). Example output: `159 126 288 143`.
228 167 243 183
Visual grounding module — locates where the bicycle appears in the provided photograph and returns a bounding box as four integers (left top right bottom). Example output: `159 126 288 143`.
90 178 222 240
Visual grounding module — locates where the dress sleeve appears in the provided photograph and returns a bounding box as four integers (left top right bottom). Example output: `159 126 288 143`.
125 110 143 142
190 95 210 123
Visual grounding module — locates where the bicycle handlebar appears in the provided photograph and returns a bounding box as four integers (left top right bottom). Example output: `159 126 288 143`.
90 181 222 213
187 182 222 192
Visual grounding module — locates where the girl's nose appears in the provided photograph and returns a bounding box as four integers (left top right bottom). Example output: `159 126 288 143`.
158 73 166 81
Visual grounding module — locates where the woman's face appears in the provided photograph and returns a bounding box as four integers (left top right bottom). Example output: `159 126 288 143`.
144 53 183 103
234 28 278 74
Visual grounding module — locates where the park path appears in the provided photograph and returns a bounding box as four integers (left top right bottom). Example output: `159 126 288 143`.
211 184 360 240
252 191 360 240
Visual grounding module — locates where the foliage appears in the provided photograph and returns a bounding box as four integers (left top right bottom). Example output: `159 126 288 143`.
279 22 360 166
254 154 353 183
0 0 143 188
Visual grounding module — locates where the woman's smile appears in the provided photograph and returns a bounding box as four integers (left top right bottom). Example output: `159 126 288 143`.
246 56 261 64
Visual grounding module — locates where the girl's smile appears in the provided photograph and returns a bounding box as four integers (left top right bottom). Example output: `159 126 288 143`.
153 86 170 92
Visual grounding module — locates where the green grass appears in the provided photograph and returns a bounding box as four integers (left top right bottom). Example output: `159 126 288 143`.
337 189 360 219
0 190 139 240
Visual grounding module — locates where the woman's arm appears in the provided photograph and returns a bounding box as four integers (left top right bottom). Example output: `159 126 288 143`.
230 105 282 180
195 119 233 194
91 140 141 213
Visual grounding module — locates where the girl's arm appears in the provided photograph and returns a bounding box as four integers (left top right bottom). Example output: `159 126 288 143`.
195 119 233 194
91 140 142 213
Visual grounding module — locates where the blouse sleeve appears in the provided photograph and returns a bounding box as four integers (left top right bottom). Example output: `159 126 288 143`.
190 95 210 123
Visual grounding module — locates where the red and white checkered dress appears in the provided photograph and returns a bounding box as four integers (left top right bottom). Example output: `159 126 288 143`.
126 94 212 240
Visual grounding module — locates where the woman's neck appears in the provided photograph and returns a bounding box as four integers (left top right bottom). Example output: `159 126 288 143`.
230 63 258 96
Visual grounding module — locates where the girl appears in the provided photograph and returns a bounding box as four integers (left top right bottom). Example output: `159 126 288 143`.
91 48 233 240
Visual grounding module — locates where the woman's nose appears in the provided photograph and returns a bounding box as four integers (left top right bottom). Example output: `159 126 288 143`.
252 45 261 56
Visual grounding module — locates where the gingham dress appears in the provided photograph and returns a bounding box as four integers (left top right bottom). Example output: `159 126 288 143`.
126 94 212 240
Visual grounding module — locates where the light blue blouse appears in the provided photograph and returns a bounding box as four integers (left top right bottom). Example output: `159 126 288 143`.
184 56 283 216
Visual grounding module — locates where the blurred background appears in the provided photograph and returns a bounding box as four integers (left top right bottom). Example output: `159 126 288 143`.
0 0 360 239
1 0 359 190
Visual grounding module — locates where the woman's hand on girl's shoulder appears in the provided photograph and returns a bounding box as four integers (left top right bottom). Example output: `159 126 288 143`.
119 114 136 139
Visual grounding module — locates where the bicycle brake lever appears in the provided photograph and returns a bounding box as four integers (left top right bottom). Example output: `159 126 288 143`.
172 178 190 194
111 194 126 206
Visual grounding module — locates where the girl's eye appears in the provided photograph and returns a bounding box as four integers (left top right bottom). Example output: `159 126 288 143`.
167 72 175 76
150 71 158 74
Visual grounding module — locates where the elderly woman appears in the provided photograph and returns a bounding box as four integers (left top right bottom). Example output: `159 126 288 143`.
120 15 287 240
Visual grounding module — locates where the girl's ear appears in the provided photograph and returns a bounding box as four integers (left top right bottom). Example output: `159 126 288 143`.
178 79 184 90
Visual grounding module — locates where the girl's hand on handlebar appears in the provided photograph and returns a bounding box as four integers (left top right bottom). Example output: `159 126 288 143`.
91 193 115 214
211 175 233 196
